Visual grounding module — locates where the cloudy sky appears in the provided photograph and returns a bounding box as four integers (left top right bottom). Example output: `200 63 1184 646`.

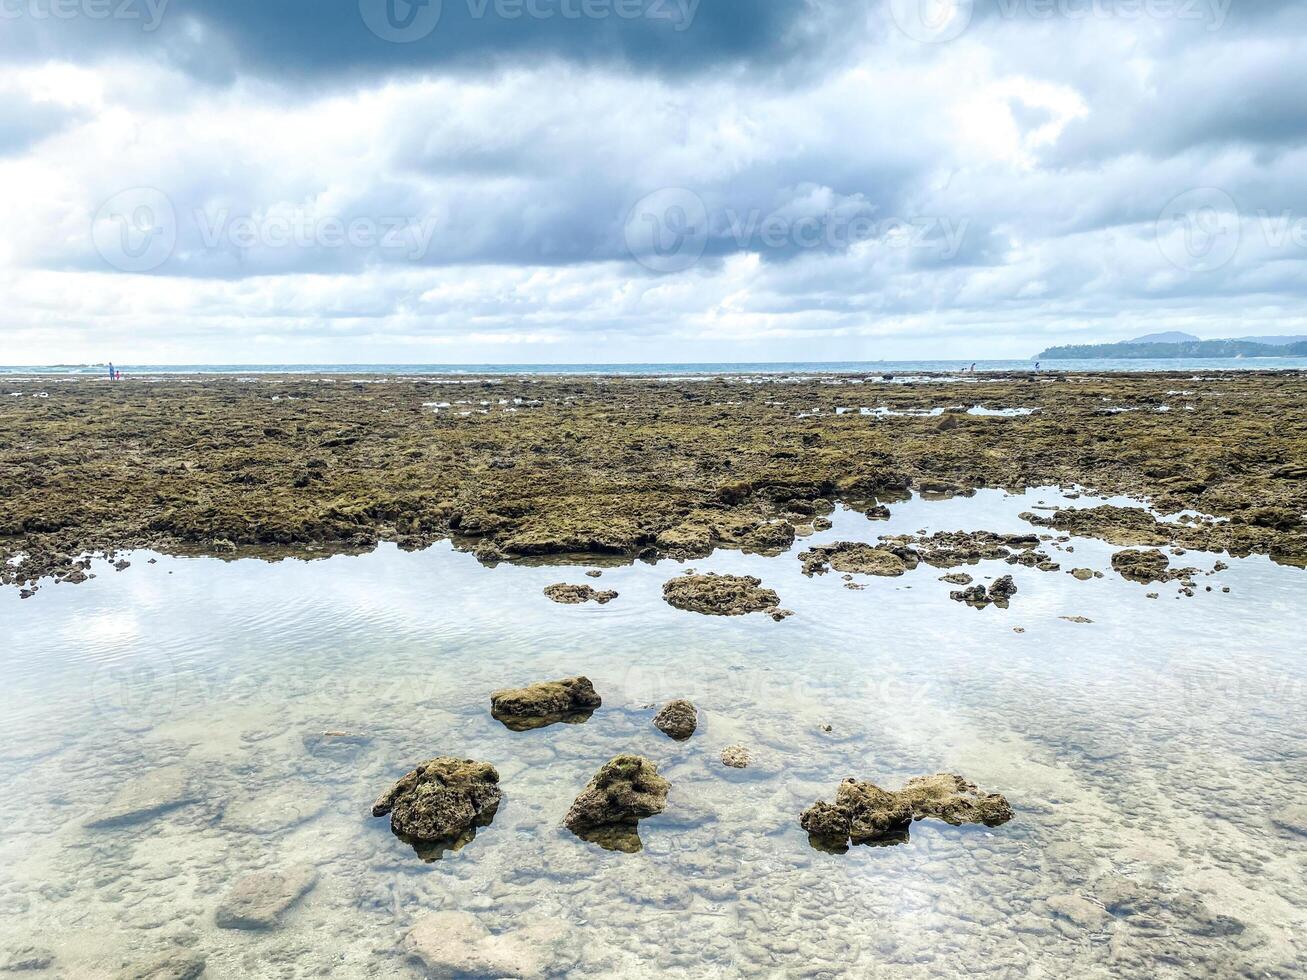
3 0 1306 364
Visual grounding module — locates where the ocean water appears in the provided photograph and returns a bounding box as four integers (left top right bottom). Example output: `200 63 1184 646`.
2 487 1306 977
1 358 1306 377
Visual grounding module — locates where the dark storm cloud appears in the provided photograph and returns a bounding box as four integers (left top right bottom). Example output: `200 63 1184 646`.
0 0 859 80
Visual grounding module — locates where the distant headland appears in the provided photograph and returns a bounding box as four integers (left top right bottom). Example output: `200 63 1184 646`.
1037 333 1307 359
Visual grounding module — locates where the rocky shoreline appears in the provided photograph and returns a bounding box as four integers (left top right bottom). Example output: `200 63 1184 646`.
2 370 1305 594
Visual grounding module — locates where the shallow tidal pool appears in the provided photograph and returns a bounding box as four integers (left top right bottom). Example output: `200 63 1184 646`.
2 487 1306 978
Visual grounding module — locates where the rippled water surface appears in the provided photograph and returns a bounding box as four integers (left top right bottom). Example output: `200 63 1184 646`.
3 488 1306 977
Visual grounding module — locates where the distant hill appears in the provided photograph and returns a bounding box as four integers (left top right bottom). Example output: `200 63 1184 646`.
1129 331 1199 344
1038 339 1307 359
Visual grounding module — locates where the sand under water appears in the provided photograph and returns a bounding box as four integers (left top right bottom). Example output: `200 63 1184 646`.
2 486 1306 976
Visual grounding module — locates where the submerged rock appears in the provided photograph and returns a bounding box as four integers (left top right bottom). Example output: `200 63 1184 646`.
371 758 502 860
403 911 573 980
114 950 206 980
215 864 317 930
800 773 1013 849
84 766 199 829
950 574 1018 608
0 946 54 972
543 583 618 605
490 676 602 731
564 754 669 852
661 572 791 620
798 542 908 577
652 700 698 740
720 745 752 769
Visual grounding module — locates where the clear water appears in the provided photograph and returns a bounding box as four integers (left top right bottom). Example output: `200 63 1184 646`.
2 488 1306 977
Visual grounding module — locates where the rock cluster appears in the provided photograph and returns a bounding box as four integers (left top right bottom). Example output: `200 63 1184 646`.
800 773 1013 849
950 574 1018 607
371 758 502 859
490 676 602 730
662 572 791 620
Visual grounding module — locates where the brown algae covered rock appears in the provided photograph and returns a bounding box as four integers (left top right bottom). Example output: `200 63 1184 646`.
662 572 790 620
543 583 618 605
564 754 669 852
371 758 502 860
1111 548 1172 583
801 773 1013 850
652 699 698 740
798 541 910 577
720 745 752 769
490 676 602 731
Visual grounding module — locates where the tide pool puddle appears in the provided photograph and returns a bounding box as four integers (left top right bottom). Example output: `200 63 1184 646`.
1 487 1305 976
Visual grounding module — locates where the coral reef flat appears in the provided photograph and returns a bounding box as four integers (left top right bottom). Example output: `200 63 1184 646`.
2 370 1304 593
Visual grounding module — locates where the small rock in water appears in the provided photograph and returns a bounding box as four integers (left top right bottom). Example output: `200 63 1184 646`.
302 730 371 760
215 864 318 930
84 766 199 829
403 911 573 980
1069 568 1098 581
114 950 206 980
564 754 668 853
490 676 602 731
543 583 618 605
372 758 502 860
584 569 603 578
720 745 752 769
1111 548 1173 583
0 945 55 972
940 572 973 586
1271 805 1307 837
800 773 1013 850
652 700 697 741
1060 616 1094 624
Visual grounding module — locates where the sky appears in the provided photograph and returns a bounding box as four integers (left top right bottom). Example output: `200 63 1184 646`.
2 0 1307 364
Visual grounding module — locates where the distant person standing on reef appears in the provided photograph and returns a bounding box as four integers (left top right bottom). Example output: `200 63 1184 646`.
108 362 116 381
1034 362 1041 372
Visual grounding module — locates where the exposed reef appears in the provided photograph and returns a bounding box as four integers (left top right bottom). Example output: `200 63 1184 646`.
3 371 1305 595
662 572 791 620
652 700 698 740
